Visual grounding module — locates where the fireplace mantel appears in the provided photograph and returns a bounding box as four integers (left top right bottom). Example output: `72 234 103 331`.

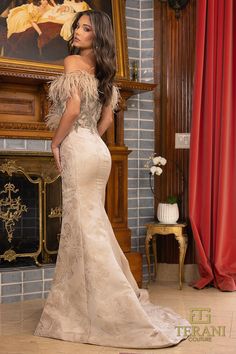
0 67 155 139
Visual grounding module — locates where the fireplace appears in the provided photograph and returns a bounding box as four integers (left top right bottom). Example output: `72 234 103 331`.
0 150 143 299
0 151 61 267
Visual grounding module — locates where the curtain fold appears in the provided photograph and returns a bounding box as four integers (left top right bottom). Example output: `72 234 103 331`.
189 0 236 291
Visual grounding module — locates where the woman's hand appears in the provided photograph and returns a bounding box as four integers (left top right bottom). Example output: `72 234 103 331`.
51 143 62 173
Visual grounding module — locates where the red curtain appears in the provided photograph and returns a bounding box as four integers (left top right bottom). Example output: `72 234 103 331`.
189 0 236 291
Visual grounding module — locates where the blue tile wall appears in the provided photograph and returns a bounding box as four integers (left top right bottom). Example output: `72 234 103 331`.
0 267 55 303
126 0 154 284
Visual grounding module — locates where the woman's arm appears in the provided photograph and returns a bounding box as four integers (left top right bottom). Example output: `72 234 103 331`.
97 104 113 137
51 94 81 148
52 56 82 148
51 56 82 172
51 94 81 172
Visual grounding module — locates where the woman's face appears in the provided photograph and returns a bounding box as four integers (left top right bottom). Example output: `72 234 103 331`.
73 15 95 50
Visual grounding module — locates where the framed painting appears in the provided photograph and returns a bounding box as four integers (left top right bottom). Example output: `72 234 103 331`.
0 0 129 139
0 0 129 79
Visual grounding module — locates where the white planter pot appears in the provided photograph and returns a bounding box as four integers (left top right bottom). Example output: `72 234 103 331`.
157 203 179 224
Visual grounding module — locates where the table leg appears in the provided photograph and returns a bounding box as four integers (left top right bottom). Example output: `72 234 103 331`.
175 234 187 290
152 236 158 280
145 232 152 283
181 235 188 282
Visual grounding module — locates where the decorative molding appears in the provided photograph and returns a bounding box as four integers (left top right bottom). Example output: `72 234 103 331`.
0 69 56 82
117 79 155 92
0 122 48 131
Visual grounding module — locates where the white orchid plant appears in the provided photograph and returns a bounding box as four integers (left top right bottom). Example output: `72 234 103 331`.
144 153 167 194
144 154 167 175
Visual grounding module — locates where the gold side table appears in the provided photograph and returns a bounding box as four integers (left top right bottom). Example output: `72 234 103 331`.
145 223 188 290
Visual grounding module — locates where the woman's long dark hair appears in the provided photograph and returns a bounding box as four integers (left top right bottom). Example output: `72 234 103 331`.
68 10 116 106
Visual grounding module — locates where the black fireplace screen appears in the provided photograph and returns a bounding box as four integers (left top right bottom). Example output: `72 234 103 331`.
0 173 40 254
0 157 61 267
0 168 42 265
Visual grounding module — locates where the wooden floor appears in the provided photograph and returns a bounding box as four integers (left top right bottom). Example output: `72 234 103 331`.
0 281 235 354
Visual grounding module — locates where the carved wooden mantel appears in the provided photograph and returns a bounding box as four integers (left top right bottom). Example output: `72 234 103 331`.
0 64 155 139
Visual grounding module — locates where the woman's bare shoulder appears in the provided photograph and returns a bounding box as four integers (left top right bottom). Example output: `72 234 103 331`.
64 55 87 73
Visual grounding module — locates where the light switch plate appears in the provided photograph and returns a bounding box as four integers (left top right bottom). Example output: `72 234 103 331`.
175 133 190 149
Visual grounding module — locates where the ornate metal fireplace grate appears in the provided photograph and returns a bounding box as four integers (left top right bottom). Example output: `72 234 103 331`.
0 152 61 267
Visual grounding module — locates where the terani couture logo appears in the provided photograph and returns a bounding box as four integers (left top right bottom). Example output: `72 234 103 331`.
176 308 226 342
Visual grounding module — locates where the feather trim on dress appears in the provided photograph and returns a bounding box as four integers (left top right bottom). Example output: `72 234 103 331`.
45 70 99 130
45 70 120 130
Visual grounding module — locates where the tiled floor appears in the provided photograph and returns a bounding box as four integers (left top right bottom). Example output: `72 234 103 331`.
0 281 235 354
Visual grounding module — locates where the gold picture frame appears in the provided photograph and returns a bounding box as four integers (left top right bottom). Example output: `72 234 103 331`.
0 0 129 139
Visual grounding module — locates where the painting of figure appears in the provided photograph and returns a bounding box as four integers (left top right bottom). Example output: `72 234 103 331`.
0 0 112 64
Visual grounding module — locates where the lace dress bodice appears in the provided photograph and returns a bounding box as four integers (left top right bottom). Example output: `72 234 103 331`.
45 70 119 134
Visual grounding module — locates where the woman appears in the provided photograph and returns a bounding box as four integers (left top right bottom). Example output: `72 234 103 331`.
34 10 190 348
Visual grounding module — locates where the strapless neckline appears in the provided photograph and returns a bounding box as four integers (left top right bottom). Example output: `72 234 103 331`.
63 69 97 80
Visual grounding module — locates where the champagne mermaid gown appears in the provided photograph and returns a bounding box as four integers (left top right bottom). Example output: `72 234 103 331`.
34 70 190 348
